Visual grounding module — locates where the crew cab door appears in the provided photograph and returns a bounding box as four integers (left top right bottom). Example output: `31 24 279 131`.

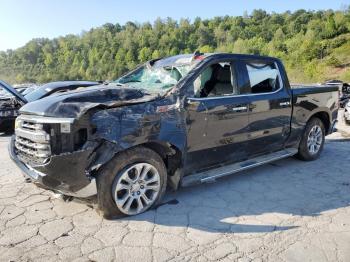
184 59 250 173
236 60 292 155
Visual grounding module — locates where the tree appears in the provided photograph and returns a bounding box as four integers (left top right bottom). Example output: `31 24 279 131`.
1 9 350 84
138 47 152 62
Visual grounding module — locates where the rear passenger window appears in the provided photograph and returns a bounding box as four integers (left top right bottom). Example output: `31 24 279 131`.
245 62 280 94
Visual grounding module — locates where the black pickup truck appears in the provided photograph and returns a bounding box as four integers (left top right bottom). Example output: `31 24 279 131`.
6 53 338 218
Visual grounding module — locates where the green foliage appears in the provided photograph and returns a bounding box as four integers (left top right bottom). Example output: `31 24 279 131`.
325 55 342 67
341 69 350 82
0 9 350 84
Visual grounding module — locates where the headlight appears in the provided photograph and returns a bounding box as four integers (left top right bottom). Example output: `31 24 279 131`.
15 118 22 129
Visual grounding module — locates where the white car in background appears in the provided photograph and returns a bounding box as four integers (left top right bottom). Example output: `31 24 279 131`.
344 101 350 125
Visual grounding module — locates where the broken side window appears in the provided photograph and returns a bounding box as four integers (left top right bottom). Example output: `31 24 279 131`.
245 63 280 94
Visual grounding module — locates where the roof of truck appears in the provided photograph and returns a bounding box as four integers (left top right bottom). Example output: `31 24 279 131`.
157 53 281 66
151 53 281 74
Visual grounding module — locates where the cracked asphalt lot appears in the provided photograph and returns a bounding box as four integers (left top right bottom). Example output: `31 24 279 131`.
0 135 349 262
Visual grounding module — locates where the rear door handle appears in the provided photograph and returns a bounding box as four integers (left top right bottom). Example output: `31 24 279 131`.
232 106 248 112
279 101 291 107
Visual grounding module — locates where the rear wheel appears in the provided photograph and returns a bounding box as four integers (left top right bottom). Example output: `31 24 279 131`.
96 146 167 219
296 117 325 161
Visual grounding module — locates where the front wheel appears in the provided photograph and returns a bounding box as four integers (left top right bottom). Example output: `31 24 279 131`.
96 147 167 219
296 117 325 161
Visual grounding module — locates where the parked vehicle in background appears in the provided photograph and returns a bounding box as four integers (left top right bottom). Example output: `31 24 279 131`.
344 101 350 125
0 83 25 133
323 80 350 108
21 86 39 96
5 53 339 218
0 80 100 133
340 83 350 109
13 83 37 94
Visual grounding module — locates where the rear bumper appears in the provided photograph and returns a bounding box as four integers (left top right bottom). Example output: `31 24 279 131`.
8 136 97 198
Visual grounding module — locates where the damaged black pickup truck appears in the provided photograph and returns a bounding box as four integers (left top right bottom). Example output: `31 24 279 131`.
6 53 338 218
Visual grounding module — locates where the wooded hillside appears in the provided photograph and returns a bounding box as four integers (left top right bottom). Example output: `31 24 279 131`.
1 8 350 84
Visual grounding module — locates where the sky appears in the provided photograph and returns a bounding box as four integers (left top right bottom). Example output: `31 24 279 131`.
0 0 348 51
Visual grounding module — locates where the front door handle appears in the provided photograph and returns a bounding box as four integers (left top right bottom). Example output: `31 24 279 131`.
187 100 200 106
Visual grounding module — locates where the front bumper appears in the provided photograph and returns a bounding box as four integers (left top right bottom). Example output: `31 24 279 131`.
8 136 97 198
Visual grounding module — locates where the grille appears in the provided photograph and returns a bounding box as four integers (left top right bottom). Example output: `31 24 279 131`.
15 118 51 165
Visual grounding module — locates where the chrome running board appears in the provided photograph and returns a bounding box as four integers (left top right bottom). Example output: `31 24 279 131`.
181 148 298 187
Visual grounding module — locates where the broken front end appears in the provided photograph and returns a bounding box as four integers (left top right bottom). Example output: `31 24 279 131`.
9 114 98 197
9 95 185 198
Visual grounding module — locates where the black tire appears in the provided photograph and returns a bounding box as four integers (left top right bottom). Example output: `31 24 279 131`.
96 146 167 219
296 117 325 161
3 128 14 135
0 125 13 135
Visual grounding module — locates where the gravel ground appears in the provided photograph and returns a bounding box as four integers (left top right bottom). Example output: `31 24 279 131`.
0 128 350 261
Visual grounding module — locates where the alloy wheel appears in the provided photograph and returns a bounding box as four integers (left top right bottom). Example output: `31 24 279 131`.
113 163 161 215
307 125 323 155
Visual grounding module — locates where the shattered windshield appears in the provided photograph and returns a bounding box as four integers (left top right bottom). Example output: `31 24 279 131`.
115 55 201 93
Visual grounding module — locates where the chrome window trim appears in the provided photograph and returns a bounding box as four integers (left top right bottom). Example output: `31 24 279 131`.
188 61 285 101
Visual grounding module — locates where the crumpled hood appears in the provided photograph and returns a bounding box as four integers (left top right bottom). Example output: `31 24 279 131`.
19 85 158 118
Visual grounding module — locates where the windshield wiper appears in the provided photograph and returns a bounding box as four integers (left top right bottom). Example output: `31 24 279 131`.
122 80 141 83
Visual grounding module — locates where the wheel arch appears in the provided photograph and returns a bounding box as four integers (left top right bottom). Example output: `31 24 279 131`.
307 110 331 134
89 139 184 191
140 141 184 190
